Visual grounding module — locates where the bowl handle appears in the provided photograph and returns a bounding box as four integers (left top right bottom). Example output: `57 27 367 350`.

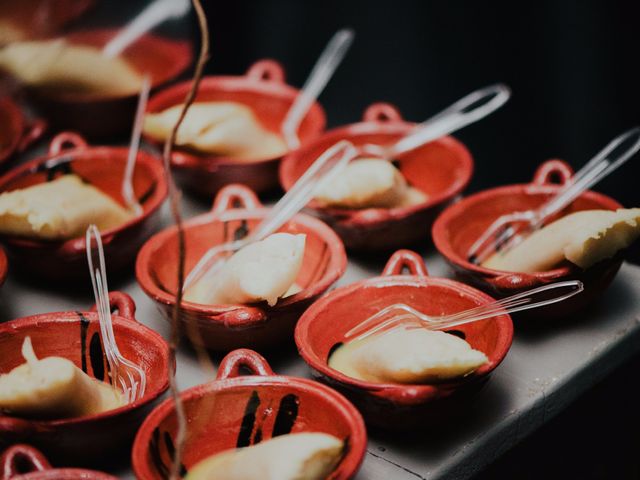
16 118 47 153
246 59 285 83
0 444 51 479
90 291 137 322
211 184 262 215
216 349 275 380
382 249 429 277
363 102 403 123
48 131 88 156
532 159 574 187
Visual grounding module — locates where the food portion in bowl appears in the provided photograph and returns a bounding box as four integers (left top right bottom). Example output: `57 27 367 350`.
0 174 133 240
329 326 488 384
0 39 143 96
184 232 305 306
483 208 640 273
184 432 344 480
143 101 288 161
0 337 124 420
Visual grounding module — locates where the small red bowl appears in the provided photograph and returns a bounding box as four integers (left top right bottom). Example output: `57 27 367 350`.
0 97 46 167
0 247 7 288
295 249 513 430
24 29 192 139
144 59 327 197
0 444 116 480
280 102 474 250
0 131 168 281
0 292 171 467
136 183 347 351
132 348 367 480
432 159 624 317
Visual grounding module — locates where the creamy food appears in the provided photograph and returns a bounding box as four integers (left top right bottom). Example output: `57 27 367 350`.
184 233 306 306
329 326 488 383
0 39 142 96
0 174 133 240
185 432 344 480
0 337 124 419
313 158 427 209
143 101 288 160
483 208 640 273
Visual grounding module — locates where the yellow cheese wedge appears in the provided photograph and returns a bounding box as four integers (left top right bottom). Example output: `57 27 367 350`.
185 432 344 480
329 326 488 383
0 337 124 420
0 174 133 240
184 233 306 306
143 102 288 160
483 208 640 273
0 39 142 96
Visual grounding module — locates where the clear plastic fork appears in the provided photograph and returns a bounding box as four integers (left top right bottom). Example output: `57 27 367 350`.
344 280 584 342
467 127 640 265
86 225 146 403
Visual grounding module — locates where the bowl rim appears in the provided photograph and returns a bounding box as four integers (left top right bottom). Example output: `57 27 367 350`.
0 247 7 287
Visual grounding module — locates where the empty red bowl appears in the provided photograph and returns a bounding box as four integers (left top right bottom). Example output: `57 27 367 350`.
144 59 326 197
432 159 624 317
0 131 168 281
280 102 474 250
0 292 170 467
136 183 347 351
25 29 192 138
295 249 513 430
0 444 116 480
132 348 366 480
0 96 46 167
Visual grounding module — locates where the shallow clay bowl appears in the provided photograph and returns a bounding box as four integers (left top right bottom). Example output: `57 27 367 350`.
280 102 474 251
0 97 45 168
136 183 347 351
0 131 168 281
0 247 7 288
144 59 326 197
25 28 192 138
132 348 366 480
0 292 170 467
295 249 513 430
432 159 624 318
0 444 116 480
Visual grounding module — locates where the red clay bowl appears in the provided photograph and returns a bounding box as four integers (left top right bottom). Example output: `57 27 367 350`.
24 29 192 139
144 59 326 197
0 131 168 281
0 97 45 168
0 292 171 467
295 249 514 430
132 348 366 480
0 247 7 288
136 183 347 351
0 444 116 480
280 102 474 251
432 159 624 318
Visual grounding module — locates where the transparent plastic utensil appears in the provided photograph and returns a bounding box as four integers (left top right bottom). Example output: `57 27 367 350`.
467 126 640 265
281 28 354 149
122 75 151 216
102 0 190 58
345 280 584 342
358 83 511 160
86 225 146 403
182 140 358 291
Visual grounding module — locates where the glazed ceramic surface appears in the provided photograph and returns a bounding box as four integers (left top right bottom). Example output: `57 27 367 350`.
136 183 346 351
132 349 366 480
432 159 624 317
144 59 326 196
295 249 513 430
0 131 168 281
279 102 474 250
0 292 170 467
0 97 45 167
0 247 7 288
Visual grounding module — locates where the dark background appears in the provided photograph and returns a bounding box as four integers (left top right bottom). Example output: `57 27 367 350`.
62 1 640 477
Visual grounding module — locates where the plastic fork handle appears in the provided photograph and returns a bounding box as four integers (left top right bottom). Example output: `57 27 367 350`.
384 83 511 158
281 28 354 149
